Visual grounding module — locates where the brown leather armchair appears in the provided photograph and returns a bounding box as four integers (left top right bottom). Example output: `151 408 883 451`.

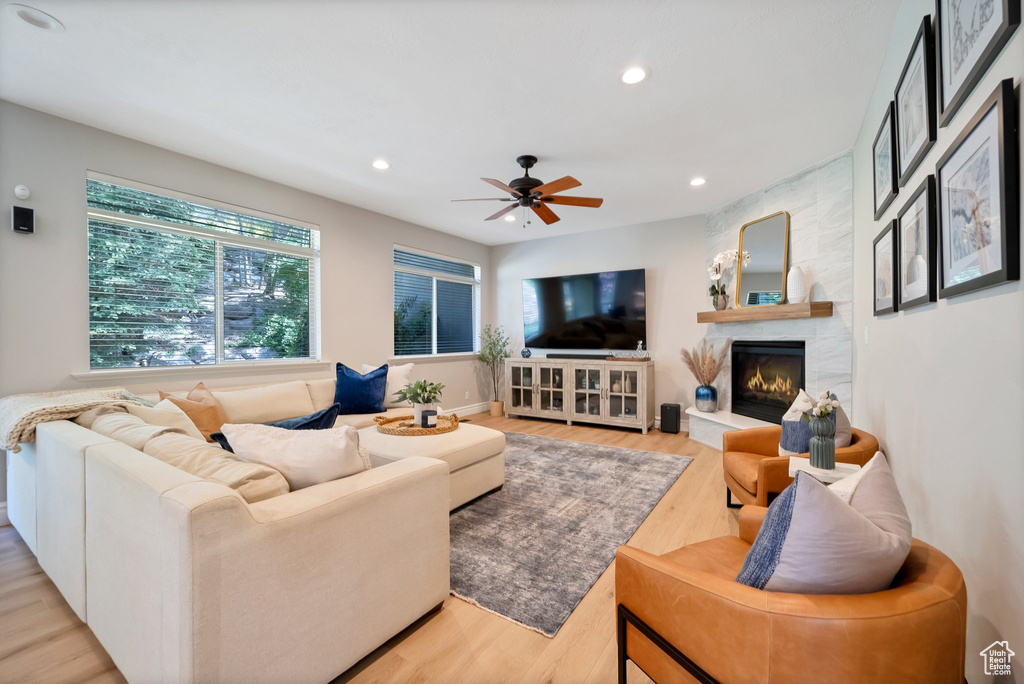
723 426 878 508
615 506 967 684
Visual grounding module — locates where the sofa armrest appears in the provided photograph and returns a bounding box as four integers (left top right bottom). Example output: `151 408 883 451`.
615 545 771 683
756 455 795 505
738 506 769 543
722 426 780 457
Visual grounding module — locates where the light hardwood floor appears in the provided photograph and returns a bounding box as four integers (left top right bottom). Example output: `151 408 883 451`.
0 413 735 684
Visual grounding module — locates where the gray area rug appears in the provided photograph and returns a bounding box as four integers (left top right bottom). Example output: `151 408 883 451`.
449 432 691 637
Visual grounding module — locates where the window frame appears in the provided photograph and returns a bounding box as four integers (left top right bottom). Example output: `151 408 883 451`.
392 245 481 359
86 171 322 371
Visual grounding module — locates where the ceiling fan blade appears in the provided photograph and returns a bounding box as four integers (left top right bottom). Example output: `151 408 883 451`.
530 203 560 225
451 198 515 202
532 175 581 197
543 195 604 208
481 177 522 196
485 204 519 221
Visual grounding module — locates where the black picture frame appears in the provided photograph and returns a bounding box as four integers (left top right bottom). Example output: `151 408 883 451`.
873 220 899 316
936 0 1021 128
896 175 938 310
873 102 899 220
895 16 937 186
936 79 1019 299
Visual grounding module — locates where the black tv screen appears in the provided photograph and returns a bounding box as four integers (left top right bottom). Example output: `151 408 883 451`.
522 269 647 350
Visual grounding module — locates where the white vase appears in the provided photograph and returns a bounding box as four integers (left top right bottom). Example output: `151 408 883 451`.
787 266 807 304
413 402 434 425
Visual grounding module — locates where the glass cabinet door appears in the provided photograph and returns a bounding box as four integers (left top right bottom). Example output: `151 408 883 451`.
509 364 534 411
573 366 604 419
608 367 641 422
537 364 566 415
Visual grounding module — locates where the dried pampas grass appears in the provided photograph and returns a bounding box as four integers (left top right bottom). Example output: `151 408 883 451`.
681 339 731 387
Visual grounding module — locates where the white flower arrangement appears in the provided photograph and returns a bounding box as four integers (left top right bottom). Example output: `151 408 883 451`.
802 390 841 423
706 250 751 303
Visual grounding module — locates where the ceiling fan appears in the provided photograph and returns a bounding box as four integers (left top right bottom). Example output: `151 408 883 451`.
451 155 604 225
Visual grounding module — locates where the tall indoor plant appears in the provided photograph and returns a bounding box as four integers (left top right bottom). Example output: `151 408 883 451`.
395 379 446 425
478 324 512 416
681 339 731 412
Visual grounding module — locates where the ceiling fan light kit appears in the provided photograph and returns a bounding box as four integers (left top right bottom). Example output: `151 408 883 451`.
452 154 604 226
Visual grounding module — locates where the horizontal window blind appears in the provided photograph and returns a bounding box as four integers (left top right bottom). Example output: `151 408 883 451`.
393 247 480 357
88 178 320 369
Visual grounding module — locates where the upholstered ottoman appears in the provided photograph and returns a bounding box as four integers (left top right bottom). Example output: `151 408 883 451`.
357 423 506 510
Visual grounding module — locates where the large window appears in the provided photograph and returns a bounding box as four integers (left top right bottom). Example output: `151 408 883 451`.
87 175 320 369
393 247 480 356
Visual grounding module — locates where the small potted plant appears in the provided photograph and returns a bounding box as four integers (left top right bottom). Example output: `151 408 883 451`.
478 324 512 416
707 250 750 310
803 391 841 469
681 339 731 412
395 379 446 425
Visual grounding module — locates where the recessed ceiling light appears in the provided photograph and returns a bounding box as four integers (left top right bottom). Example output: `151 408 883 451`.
504 214 516 222
690 177 707 186
620 67 647 85
372 159 391 170
8 4 65 32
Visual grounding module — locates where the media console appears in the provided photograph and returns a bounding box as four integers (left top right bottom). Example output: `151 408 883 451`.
504 357 655 434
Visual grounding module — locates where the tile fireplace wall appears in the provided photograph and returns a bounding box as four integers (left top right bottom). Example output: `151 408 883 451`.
703 151 854 418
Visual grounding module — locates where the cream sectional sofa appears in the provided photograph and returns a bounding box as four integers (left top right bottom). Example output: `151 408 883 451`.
6 377 458 683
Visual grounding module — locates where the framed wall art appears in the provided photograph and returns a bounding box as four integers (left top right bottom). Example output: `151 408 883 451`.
936 0 1021 127
897 175 937 310
873 102 899 220
874 220 898 315
936 79 1019 299
895 16 937 185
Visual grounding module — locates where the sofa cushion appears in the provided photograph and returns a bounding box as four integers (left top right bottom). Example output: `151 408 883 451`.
358 423 505 472
143 432 289 503
126 399 206 441
159 382 229 442
334 363 388 415
212 380 315 424
362 362 414 408
76 410 187 451
778 390 852 456
736 453 912 594
723 450 760 494
334 407 408 429
210 404 342 453
219 423 370 490
306 378 337 411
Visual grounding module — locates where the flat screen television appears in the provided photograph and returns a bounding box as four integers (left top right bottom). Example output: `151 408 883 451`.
522 268 647 350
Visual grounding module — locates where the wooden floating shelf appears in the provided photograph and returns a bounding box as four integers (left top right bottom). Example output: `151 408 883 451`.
697 301 833 323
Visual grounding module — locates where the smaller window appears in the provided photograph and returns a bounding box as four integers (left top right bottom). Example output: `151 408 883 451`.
393 247 480 357
745 291 784 306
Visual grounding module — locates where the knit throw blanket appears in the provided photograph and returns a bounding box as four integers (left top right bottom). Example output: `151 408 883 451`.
0 388 148 452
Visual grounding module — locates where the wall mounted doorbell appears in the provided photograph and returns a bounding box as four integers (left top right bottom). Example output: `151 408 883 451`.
12 205 34 234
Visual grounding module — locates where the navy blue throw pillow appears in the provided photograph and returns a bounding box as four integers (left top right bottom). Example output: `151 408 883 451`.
210 403 341 452
334 363 388 415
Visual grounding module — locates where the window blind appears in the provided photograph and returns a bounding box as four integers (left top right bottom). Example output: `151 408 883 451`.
393 247 480 356
87 177 320 369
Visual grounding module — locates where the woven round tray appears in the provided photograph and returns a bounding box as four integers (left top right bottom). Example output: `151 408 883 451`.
374 413 459 436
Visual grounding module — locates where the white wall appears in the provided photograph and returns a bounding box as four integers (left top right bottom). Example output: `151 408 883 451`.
851 4 1023 680
0 101 494 502
490 216 707 419
705 152 855 415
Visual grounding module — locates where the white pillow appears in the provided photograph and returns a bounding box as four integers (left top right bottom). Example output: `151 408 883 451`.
219 423 370 490
363 362 414 408
827 458 873 503
127 399 206 441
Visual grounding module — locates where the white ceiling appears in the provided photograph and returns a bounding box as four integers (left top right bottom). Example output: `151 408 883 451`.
0 1 900 246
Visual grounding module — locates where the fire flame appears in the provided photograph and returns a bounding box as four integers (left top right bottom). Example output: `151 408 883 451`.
745 366 794 395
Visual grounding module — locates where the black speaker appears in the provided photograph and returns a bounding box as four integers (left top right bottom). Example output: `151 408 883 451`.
660 403 681 434
12 206 34 234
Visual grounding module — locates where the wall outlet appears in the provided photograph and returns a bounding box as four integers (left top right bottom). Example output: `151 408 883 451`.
464 391 470 400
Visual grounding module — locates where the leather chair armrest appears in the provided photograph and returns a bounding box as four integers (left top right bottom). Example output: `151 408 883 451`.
615 546 771 682
722 426 781 457
738 506 769 543
756 455 794 506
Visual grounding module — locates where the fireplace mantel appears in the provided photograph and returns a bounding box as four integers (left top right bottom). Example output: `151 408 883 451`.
696 301 833 323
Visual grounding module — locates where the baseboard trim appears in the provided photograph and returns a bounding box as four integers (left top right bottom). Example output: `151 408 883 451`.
0 502 8 527
447 401 490 416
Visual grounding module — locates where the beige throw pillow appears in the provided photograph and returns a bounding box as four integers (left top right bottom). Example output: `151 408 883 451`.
144 432 289 503
126 399 206 441
219 423 370 490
